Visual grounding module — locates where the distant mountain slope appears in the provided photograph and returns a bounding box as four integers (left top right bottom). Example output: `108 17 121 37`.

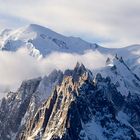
0 24 98 58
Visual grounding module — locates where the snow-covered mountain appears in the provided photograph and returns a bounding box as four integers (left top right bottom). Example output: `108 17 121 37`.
1 24 140 140
0 24 98 59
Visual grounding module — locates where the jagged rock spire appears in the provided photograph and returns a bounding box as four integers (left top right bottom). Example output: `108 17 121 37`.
106 57 111 66
72 62 88 82
74 62 86 72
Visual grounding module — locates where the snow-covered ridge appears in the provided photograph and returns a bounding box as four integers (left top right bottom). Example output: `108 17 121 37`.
100 56 140 96
0 24 99 58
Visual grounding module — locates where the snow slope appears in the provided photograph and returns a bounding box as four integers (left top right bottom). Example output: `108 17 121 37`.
0 24 98 58
100 56 140 96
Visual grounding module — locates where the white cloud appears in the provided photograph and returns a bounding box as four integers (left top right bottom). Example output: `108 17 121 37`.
0 0 140 47
0 48 109 98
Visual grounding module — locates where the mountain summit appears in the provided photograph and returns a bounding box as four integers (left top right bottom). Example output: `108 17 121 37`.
0 24 98 58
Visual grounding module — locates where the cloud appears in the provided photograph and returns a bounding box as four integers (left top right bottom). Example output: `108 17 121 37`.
0 48 109 98
0 0 140 47
0 49 41 93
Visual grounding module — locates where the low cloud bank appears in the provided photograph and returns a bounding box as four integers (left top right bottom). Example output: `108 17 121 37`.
0 48 109 98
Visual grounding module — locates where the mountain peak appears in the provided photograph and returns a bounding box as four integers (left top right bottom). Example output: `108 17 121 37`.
26 24 53 32
74 62 86 71
0 24 101 56
28 23 43 28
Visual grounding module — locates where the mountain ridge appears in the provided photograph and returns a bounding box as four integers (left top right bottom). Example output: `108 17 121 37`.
1 63 140 140
0 24 99 58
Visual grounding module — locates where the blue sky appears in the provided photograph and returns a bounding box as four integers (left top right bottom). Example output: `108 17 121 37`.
0 0 140 48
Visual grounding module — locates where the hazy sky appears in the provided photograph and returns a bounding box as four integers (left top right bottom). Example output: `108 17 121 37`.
0 0 140 47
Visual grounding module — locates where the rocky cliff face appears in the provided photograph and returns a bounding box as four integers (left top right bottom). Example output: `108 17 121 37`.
0 70 63 140
1 63 140 140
